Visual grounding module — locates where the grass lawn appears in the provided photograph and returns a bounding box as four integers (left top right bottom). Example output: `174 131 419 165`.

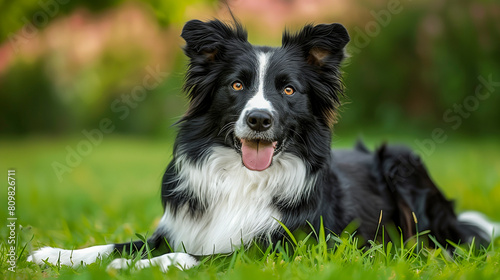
1 133 500 279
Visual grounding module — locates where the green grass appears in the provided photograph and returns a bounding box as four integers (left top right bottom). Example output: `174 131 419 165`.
1 134 500 279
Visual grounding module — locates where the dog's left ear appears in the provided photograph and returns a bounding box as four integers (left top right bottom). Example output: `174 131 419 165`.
180 19 248 121
181 19 248 62
282 23 350 67
283 23 350 127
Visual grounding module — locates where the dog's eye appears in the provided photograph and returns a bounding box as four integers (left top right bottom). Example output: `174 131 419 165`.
283 86 295 96
232 82 244 91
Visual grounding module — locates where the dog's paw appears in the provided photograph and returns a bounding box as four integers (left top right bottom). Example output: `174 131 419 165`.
28 245 114 267
150 253 199 272
106 253 198 273
107 258 132 271
28 247 68 266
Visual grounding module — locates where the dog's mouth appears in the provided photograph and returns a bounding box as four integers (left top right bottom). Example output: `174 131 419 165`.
234 137 282 171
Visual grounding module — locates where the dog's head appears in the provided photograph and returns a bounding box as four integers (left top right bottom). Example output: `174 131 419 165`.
178 19 349 171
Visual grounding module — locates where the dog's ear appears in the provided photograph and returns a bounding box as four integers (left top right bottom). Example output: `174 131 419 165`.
179 19 248 122
282 23 349 67
282 23 350 127
181 19 248 62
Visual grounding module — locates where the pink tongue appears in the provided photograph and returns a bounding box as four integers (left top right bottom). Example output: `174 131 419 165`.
241 139 277 171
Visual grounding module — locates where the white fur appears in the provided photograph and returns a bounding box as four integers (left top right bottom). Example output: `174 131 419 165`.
251 52 274 111
27 245 114 267
158 146 315 255
235 52 274 136
458 211 500 239
107 253 198 272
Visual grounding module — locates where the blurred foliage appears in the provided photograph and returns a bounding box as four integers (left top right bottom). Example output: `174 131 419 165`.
1 59 72 134
0 0 218 42
1 0 124 43
0 0 499 136
340 1 500 136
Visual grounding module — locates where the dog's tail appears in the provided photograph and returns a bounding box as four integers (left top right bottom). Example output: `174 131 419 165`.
457 211 500 242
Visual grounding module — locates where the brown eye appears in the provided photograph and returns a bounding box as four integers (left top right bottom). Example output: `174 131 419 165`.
232 82 243 91
284 86 295 95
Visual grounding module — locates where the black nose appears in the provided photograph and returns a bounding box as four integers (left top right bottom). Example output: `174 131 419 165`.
246 110 273 132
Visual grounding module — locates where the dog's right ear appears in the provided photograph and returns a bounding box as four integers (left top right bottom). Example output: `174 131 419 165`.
181 19 248 62
179 20 248 122
282 23 350 127
282 23 350 68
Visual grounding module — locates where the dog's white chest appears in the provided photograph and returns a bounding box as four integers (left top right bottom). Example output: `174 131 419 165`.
161 190 280 255
157 147 312 255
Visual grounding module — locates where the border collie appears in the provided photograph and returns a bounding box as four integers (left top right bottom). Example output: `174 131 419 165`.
28 19 500 272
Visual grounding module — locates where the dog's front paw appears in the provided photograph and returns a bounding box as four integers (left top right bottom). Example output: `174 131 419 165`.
107 258 132 271
28 245 114 267
106 253 198 273
27 247 69 266
145 253 198 272
159 253 199 271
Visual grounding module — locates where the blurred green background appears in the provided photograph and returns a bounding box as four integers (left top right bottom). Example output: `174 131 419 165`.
1 0 500 252
1 0 499 137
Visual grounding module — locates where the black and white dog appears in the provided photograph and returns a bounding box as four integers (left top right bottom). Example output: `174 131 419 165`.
29 19 499 271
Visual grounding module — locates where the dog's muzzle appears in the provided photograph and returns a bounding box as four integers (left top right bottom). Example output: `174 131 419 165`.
234 109 278 171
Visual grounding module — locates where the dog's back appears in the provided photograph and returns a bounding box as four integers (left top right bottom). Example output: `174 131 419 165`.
328 143 492 247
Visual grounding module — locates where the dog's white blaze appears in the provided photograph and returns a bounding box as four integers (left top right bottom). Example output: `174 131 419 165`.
27 245 114 267
251 52 273 111
235 52 274 135
458 211 500 240
158 146 315 255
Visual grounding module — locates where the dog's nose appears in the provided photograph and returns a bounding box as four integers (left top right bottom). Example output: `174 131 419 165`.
246 110 273 132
